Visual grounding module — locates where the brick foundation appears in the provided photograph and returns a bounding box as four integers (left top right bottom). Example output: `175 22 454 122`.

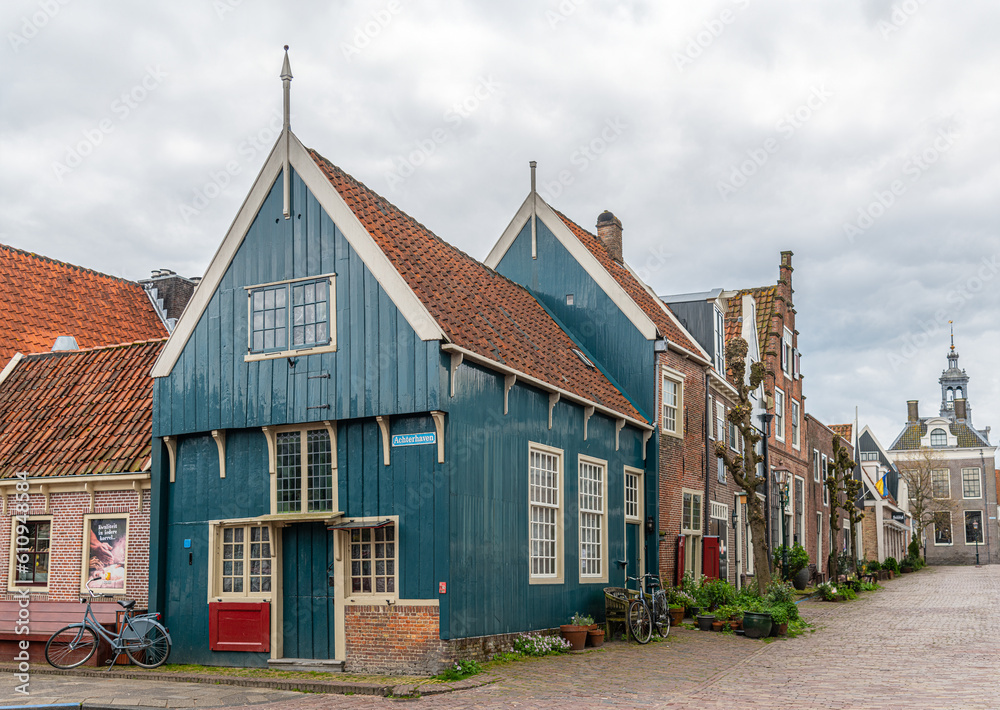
344 605 447 675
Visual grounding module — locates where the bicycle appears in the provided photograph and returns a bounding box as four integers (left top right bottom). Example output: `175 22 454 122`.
626 574 670 644
45 590 172 670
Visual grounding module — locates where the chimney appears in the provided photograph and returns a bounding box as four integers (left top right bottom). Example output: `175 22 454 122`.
907 400 919 423
954 398 968 421
779 250 794 293
51 336 78 352
596 210 623 263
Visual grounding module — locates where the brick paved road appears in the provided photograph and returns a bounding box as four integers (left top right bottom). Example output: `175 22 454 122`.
3 566 997 709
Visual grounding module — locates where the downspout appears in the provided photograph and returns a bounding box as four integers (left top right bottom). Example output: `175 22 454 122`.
704 369 711 547
981 449 990 563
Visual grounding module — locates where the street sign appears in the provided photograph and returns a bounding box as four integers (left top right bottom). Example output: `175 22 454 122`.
891 511 906 523
391 432 436 447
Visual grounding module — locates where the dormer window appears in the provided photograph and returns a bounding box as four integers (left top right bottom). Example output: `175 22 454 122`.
930 428 947 447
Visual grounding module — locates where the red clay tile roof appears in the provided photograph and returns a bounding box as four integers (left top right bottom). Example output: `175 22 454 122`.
553 213 706 358
0 244 166 362
730 286 778 357
0 339 164 478
309 152 645 423
829 424 853 442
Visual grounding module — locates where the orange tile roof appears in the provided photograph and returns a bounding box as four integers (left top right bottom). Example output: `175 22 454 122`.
0 339 164 478
829 424 853 442
309 152 645 423
730 286 778 357
553 213 705 357
0 244 166 362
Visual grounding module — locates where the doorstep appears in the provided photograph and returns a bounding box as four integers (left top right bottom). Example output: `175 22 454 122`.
267 658 345 673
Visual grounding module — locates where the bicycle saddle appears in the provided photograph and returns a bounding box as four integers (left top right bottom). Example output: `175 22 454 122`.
118 599 136 610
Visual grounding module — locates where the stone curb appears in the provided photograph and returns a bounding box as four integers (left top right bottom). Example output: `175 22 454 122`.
0 665 497 699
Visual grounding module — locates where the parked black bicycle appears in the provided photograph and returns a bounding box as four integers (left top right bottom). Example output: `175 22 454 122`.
45 589 171 670
626 573 670 644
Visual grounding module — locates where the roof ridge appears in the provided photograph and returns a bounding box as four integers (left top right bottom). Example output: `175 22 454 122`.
0 242 144 287
19 337 168 360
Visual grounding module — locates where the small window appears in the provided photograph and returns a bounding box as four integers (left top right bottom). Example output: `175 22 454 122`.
717 456 726 484
217 524 272 596
728 418 738 451
248 276 333 356
13 520 51 587
774 389 785 442
813 449 821 482
933 512 952 545
350 526 396 594
782 328 793 376
791 400 800 449
682 491 702 533
714 307 726 373
930 428 947 447
962 468 981 499
931 469 950 499
625 471 640 521
662 375 681 436
566 294 574 306
965 511 984 545
821 454 829 506
715 401 726 442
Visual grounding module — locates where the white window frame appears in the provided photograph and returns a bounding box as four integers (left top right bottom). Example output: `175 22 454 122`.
813 449 821 483
816 511 823 570
782 328 793 377
682 488 703 577
964 510 984 546
931 469 951 499
932 511 953 546
791 399 800 450
263 423 338 517
578 455 609 584
794 475 805 545
7 514 54 593
714 306 726 373
347 522 398 596
661 370 684 438
715 400 726 443
529 442 565 585
774 388 785 442
961 467 982 499
624 468 642 523
624 466 645 577
245 274 337 362
822 454 829 506
207 519 276 601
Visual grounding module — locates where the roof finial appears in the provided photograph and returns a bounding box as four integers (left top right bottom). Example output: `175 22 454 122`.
281 45 293 132
280 46 292 219
949 320 955 352
529 161 537 193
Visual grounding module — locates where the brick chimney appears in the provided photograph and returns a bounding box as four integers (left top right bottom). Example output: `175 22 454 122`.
954 398 968 421
907 400 919 423
596 210 623 263
779 250 794 294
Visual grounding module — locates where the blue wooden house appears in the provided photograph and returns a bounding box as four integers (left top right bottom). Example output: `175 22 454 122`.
148 54 653 674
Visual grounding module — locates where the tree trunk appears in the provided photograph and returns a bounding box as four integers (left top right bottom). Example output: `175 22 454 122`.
827 517 839 581
746 496 772 595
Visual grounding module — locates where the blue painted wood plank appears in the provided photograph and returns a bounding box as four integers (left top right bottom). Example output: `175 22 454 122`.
363 268 379 418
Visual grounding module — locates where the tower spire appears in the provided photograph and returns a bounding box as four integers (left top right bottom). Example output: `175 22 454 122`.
949 320 954 352
280 46 292 220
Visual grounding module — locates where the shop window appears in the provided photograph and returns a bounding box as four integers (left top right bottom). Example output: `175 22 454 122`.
12 519 51 588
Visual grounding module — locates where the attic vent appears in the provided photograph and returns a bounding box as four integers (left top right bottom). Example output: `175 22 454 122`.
571 348 595 369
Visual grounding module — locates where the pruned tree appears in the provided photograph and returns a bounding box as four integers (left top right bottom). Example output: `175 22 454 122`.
825 436 859 580
896 446 956 558
715 337 771 595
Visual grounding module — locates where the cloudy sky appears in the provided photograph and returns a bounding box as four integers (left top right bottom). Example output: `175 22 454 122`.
2 0 998 450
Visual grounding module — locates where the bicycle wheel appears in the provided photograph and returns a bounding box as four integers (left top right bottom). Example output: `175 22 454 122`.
627 600 653 644
124 620 171 668
654 592 670 637
45 624 99 669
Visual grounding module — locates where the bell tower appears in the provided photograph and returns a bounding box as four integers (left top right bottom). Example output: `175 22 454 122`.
939 323 970 421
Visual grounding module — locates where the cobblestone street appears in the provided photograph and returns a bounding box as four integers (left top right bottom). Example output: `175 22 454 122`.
3 566 998 709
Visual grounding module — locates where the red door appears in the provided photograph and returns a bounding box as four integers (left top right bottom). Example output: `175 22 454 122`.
703 536 720 580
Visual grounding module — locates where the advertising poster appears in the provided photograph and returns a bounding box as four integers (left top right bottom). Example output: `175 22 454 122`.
86 517 128 591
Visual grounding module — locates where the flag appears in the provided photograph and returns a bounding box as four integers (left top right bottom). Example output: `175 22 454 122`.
875 473 887 497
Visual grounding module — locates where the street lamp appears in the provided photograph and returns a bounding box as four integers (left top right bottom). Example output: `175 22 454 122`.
773 469 790 580
973 519 980 566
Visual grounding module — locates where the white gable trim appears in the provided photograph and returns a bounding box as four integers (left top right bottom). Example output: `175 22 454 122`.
622 261 710 362
484 194 658 341
151 130 444 378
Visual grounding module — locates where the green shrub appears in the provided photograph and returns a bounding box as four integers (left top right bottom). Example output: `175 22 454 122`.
569 612 594 626
816 581 838 601
864 559 881 573
882 557 899 574
767 603 790 625
765 580 795 605
908 538 920 560
771 543 811 579
699 579 736 610
842 587 857 601
735 584 761 607
435 659 483 681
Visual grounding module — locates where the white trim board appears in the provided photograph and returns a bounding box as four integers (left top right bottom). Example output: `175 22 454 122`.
151 129 445 379
484 193 658 341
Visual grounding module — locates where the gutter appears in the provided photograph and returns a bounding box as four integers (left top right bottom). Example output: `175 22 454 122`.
440 344 653 432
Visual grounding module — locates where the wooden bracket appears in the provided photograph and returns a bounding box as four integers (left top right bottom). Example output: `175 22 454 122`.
504 375 516 415
642 429 653 461
163 436 178 483
261 427 277 475
583 406 595 441
548 393 560 430
85 481 95 513
431 411 446 464
450 352 464 397
211 430 227 479
615 419 626 451
40 484 50 514
376 416 391 466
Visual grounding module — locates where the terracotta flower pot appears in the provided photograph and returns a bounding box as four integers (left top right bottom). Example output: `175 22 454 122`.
669 607 685 626
560 625 589 651
587 629 605 648
711 620 724 632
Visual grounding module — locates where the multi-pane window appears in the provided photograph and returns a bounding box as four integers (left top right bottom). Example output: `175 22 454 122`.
275 428 334 514
791 400 800 448
249 277 331 354
714 307 726 373
962 468 981 499
14 520 50 586
715 401 726 442
774 389 785 441
813 450 821 482
822 454 829 506
860 451 879 461
794 477 804 545
931 469 951 499
625 471 640 521
934 512 952 545
965 511 984 544
579 461 605 578
682 491 702 533
350 525 395 594
728 419 738 451
662 377 679 435
529 448 561 579
782 328 793 376
717 456 726 484
220 525 272 595
930 428 947 447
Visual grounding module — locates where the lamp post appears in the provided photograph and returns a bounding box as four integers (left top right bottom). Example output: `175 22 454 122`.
973 519 980 566
774 469 789 580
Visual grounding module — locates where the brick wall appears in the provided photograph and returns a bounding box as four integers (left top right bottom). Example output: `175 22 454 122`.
0 488 150 606
344 605 447 675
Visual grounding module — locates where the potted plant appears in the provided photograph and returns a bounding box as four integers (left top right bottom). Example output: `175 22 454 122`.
560 612 593 651
773 544 811 590
715 604 739 631
767 604 790 636
699 579 736 611
741 605 772 639
696 612 716 631
587 626 605 647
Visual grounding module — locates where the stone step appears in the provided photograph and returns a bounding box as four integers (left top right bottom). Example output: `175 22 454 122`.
267 658 345 673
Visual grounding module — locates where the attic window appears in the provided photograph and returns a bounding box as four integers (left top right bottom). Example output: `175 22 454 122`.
246 275 336 359
571 349 595 369
930 428 947 447
566 294 575 306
